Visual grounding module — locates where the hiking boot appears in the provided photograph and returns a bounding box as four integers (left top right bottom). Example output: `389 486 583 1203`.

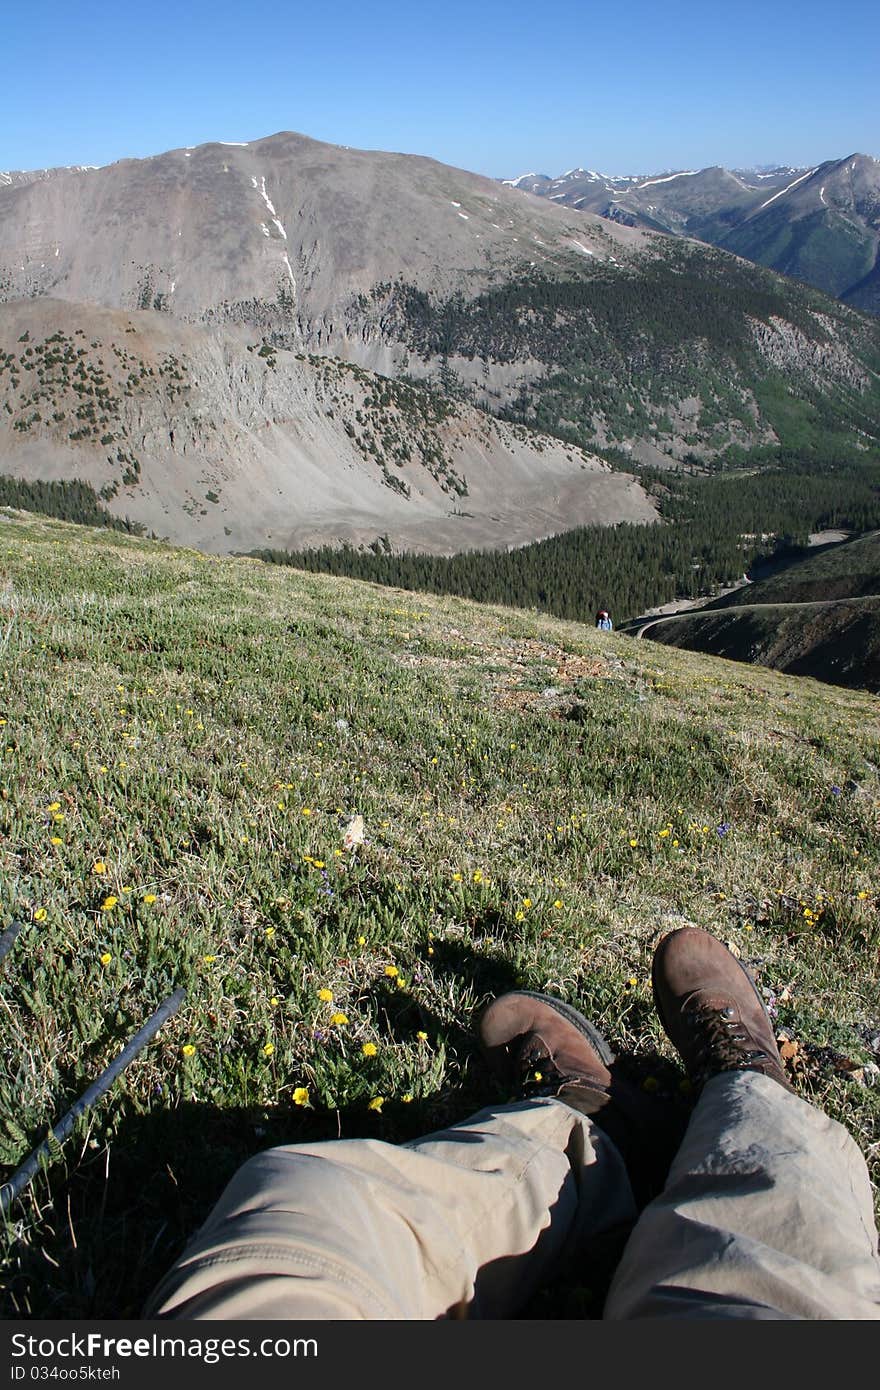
479 990 615 1104
652 927 793 1091
478 990 685 1205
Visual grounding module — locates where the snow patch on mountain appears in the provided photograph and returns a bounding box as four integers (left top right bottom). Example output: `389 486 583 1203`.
758 167 817 211
636 171 698 189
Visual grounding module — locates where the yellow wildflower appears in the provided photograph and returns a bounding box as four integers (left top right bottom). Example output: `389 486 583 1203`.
292 1087 310 1107
100 952 112 966
92 861 107 875
34 908 47 922
330 1012 349 1026
181 1044 196 1057
143 894 157 905
362 1042 378 1058
367 1096 384 1112
262 1043 275 1058
384 965 399 978
101 896 118 911
318 987 334 1002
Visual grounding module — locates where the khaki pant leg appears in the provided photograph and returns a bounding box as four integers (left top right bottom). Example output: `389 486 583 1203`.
605 1072 880 1320
145 1099 636 1320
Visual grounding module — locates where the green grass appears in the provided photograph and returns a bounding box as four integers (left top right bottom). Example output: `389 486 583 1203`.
1 509 879 1317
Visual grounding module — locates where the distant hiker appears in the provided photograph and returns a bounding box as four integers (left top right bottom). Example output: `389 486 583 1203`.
146 929 880 1321
596 610 613 631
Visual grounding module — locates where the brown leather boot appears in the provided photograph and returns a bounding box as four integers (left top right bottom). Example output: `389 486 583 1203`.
478 990 686 1205
479 990 615 1103
652 927 793 1092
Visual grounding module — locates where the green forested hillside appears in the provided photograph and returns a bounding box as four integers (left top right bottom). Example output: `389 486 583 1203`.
378 241 880 462
254 455 880 625
0 476 143 534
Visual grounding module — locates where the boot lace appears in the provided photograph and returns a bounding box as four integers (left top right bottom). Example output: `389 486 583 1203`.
688 1004 770 1083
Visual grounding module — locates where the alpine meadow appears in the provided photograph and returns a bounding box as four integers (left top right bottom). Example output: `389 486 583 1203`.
0 512 877 1316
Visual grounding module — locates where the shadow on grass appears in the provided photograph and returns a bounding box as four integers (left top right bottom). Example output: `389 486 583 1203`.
2 1087 483 1320
1 941 693 1321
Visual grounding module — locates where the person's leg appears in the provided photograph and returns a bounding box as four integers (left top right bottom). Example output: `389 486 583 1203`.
605 928 880 1320
605 1071 880 1319
145 993 643 1320
145 1098 636 1320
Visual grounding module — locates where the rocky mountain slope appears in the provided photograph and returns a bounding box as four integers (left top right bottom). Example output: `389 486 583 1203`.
1 132 880 551
0 297 655 552
507 154 880 314
0 132 645 337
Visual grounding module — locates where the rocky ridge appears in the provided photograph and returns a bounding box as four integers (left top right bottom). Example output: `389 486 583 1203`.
1 132 880 552
506 154 880 314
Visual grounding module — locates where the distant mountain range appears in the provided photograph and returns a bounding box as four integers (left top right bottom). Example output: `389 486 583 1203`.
503 155 880 314
1 132 880 554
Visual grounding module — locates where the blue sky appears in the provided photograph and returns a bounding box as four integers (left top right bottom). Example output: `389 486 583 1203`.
3 0 878 176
